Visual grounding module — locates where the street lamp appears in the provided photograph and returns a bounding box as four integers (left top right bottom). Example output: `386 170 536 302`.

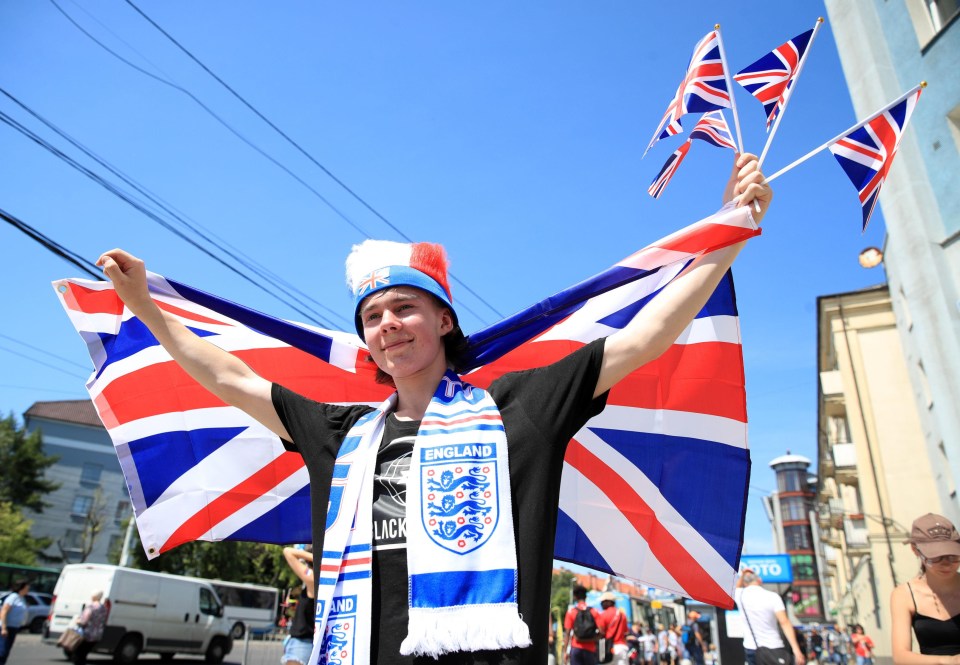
858 247 883 268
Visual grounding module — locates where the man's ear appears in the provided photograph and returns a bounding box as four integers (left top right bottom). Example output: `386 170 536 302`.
439 308 454 334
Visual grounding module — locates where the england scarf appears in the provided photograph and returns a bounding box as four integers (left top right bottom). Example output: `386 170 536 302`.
311 370 530 663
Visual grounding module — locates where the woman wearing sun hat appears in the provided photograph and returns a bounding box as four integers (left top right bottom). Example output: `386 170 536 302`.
890 513 960 664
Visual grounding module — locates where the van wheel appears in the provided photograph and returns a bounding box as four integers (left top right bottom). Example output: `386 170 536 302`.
114 634 143 664
230 622 245 639
205 637 229 664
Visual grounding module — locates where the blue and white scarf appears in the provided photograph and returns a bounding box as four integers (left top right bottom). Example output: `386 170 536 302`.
309 370 531 663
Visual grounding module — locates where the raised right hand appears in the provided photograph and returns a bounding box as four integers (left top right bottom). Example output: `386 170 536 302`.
97 249 153 314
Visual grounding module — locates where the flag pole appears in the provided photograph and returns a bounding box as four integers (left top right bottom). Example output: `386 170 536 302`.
758 17 825 168
762 81 926 185
714 24 744 154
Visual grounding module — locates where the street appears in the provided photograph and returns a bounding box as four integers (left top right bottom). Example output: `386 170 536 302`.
8 633 286 665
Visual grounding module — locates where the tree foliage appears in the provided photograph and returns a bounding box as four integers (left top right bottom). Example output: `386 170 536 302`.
122 519 301 590
0 501 47 565
0 413 60 513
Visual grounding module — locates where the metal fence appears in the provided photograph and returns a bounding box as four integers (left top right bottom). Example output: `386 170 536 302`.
236 629 287 665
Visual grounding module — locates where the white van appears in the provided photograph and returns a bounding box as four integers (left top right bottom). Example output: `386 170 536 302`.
44 564 234 664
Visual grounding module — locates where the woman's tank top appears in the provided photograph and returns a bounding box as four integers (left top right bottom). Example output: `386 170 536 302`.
289 587 317 640
908 582 960 656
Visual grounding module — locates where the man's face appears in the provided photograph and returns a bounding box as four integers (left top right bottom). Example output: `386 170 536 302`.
359 286 452 380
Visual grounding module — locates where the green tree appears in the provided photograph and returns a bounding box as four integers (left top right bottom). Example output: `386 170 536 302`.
551 569 577 658
0 501 48 564
0 413 60 513
123 519 296 588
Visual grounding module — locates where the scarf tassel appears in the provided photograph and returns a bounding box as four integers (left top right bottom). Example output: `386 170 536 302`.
400 605 533 658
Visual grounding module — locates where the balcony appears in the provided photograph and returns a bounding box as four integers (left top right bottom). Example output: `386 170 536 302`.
845 518 870 551
820 370 844 398
833 443 858 484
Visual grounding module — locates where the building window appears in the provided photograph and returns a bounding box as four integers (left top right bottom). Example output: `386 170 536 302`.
63 529 84 551
71 495 94 517
791 554 818 581
778 470 805 493
115 500 130 521
108 534 123 556
785 525 813 551
790 588 824 618
827 415 851 445
926 0 959 31
80 462 103 484
781 496 809 522
906 0 960 48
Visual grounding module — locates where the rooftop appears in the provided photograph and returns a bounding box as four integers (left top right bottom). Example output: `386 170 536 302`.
24 400 103 429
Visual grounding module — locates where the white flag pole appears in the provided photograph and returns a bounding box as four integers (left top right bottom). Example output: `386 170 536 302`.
761 82 926 185
714 24 744 155
758 17 825 168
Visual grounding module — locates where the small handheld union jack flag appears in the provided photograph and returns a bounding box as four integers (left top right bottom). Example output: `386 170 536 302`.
648 112 735 199
645 30 733 156
827 85 922 231
734 27 815 130
689 111 736 150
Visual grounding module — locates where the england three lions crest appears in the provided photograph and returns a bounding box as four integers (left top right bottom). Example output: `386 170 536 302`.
420 443 499 555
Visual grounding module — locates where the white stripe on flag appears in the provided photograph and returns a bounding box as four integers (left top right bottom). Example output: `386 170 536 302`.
574 426 736 594
558 460 682 593
590 405 747 449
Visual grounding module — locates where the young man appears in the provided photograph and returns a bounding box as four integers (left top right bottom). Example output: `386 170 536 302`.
98 154 770 664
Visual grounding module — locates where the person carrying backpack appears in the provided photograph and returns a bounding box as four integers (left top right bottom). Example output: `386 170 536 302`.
565 584 606 665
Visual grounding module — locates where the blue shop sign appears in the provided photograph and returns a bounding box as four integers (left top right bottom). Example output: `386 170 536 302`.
739 554 793 584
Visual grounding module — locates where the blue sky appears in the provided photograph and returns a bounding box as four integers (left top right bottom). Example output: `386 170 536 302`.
1 2 895 563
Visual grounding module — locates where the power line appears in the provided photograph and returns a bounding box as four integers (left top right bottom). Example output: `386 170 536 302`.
0 343 90 381
122 0 504 320
0 95 346 328
47 0 375 242
0 206 102 279
1 85 349 327
0 332 93 372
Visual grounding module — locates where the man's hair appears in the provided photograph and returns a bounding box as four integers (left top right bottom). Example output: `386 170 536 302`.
572 584 588 601
11 578 29 592
741 570 760 586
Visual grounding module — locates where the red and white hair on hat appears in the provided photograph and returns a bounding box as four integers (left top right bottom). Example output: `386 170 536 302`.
345 239 453 302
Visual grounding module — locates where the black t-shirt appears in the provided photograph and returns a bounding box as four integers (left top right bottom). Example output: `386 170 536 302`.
289 588 316 640
272 337 609 664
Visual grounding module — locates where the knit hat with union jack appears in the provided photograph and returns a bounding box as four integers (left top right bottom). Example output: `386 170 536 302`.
346 240 455 338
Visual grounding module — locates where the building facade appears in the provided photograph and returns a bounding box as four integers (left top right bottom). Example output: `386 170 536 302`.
815 285 942 665
22 400 127 566
764 453 825 623
824 0 960 523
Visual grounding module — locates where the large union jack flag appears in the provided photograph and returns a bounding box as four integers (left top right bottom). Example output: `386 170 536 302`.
645 30 732 156
827 87 921 231
734 29 814 130
55 205 760 608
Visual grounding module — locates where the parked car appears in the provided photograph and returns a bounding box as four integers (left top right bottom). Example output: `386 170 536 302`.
0 590 53 633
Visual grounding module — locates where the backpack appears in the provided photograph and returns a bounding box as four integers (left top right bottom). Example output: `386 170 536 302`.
682 624 696 647
572 606 601 641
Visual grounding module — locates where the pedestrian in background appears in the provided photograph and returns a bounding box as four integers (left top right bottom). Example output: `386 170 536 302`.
658 624 672 665
599 592 629 664
850 625 874 665
73 591 109 665
282 546 315 665
891 513 960 664
735 569 805 665
0 579 29 665
565 584 605 665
